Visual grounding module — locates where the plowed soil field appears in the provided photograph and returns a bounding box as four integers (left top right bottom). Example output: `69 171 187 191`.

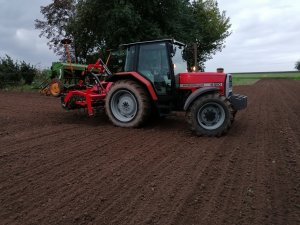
0 79 299 225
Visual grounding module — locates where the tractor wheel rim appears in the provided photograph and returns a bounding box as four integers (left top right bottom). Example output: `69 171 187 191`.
197 102 225 130
110 90 137 122
51 83 60 94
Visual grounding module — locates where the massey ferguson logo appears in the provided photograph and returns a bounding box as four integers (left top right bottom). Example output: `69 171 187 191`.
180 83 223 88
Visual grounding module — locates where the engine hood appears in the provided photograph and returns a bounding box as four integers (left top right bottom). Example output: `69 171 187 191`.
178 72 226 89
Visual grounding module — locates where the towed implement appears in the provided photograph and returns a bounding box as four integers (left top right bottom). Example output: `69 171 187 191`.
60 39 247 136
61 58 113 115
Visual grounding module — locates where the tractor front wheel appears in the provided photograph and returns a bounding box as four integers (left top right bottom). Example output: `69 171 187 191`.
186 93 234 137
105 80 151 127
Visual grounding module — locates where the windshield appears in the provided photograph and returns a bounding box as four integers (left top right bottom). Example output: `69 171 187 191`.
172 45 188 75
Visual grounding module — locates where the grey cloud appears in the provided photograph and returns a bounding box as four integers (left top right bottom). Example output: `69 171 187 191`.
206 0 300 72
0 0 58 68
0 0 299 72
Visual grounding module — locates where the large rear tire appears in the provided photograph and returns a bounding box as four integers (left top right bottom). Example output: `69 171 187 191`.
105 80 151 128
186 93 234 137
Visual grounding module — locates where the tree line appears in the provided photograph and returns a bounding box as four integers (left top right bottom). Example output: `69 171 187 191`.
0 55 37 88
35 0 231 70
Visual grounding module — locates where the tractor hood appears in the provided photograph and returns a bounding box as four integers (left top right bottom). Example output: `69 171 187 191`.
177 72 226 89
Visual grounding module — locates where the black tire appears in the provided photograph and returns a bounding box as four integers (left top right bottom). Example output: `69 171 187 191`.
105 80 151 128
186 93 234 137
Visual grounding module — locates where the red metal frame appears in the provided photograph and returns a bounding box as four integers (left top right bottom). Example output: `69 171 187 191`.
62 70 157 116
63 82 112 116
86 59 105 73
62 57 114 116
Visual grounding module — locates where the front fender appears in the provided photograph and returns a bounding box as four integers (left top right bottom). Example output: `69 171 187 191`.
106 72 158 101
183 87 219 111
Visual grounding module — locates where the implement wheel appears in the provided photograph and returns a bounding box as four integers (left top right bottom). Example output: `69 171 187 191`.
49 78 63 97
105 80 151 127
186 93 234 137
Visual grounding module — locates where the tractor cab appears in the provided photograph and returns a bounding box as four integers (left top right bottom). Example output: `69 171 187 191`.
122 39 187 97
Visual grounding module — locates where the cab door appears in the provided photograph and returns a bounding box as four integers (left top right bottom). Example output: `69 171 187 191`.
137 42 173 97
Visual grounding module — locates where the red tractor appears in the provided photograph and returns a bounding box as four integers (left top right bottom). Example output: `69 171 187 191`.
61 39 247 136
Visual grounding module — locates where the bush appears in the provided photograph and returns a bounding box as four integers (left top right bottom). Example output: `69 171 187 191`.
20 61 37 85
0 55 21 86
0 55 37 88
295 61 300 71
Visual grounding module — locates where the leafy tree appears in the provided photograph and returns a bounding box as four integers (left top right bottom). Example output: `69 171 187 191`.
35 0 78 61
19 61 37 85
185 0 231 70
0 55 21 86
36 0 231 69
295 60 300 71
0 55 37 88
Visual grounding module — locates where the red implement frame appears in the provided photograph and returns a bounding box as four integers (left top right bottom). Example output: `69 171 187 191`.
62 58 113 116
63 82 112 116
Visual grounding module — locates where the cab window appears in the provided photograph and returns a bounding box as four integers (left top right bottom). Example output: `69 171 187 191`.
138 43 171 95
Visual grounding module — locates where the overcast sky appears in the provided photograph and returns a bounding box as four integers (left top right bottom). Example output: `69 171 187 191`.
0 0 299 72
206 0 300 72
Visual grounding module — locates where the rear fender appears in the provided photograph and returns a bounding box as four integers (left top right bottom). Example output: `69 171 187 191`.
183 87 219 111
106 72 158 101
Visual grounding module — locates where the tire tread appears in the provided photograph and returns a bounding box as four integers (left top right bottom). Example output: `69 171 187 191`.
186 93 234 137
105 80 151 128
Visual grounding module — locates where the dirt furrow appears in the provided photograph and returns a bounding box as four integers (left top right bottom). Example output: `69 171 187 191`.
0 80 299 225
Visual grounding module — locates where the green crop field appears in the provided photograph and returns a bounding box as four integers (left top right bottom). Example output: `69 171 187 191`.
231 71 300 85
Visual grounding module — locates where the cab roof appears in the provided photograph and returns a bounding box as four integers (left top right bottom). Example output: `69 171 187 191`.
120 39 186 47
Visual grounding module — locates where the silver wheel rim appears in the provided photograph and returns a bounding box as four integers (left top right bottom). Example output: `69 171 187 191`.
110 90 138 122
197 102 225 130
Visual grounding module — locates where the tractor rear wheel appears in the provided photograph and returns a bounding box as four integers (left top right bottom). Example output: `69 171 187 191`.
186 93 234 137
49 78 63 97
105 80 151 127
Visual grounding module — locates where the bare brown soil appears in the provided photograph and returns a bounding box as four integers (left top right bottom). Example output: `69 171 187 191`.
0 79 299 225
